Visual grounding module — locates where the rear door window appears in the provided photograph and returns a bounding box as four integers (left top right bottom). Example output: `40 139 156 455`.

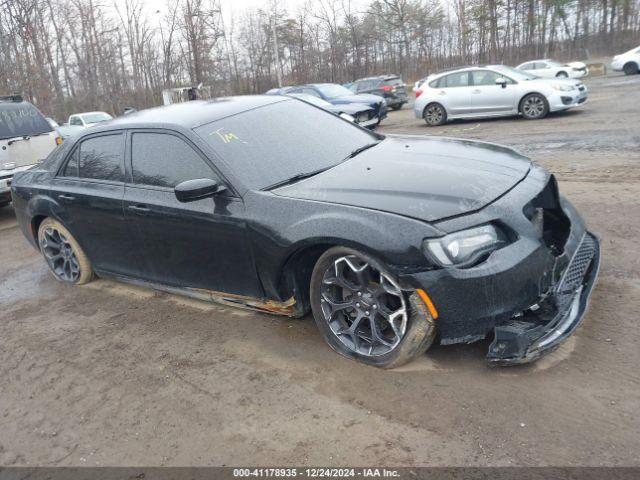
78 134 124 182
0 101 53 140
443 72 470 88
130 132 217 188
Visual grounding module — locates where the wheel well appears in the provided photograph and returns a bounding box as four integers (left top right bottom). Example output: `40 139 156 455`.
31 215 48 248
556 70 567 77
279 243 335 317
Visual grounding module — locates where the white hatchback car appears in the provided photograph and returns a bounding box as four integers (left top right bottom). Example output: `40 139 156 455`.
413 65 588 126
611 46 640 75
517 59 588 78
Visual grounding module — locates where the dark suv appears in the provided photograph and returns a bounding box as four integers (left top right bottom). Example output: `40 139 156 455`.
351 75 408 110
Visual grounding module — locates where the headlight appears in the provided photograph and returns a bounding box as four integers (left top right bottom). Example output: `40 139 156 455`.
424 225 507 267
551 83 575 92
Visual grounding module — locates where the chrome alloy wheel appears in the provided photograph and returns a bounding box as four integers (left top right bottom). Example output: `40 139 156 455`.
523 95 545 118
40 227 81 282
320 255 408 356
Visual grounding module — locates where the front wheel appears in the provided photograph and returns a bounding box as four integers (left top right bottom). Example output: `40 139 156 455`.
38 218 94 285
310 247 436 368
520 93 549 120
391 103 403 111
423 103 447 126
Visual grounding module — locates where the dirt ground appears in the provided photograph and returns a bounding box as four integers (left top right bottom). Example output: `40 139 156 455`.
1 73 639 467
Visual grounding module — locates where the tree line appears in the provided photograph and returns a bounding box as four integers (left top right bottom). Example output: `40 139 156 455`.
1 0 639 121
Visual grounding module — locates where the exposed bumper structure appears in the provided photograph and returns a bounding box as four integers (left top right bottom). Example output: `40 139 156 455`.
487 232 600 365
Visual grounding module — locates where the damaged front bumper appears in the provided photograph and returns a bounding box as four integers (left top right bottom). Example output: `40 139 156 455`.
398 170 601 366
486 232 600 365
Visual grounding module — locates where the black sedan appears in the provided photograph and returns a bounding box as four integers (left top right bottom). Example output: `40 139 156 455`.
11 96 600 367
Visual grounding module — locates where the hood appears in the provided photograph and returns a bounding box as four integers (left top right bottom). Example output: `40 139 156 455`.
329 94 381 106
329 103 374 115
274 135 531 223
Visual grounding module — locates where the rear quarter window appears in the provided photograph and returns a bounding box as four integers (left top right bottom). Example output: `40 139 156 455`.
0 101 53 141
383 78 403 86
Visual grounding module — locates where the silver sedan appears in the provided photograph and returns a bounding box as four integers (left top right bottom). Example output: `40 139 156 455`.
414 65 588 126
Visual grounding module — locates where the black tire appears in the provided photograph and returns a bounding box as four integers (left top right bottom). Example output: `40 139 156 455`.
38 218 94 285
623 62 639 75
310 246 436 369
423 102 447 126
0 201 9 208
391 103 403 111
556 71 568 78
520 93 549 120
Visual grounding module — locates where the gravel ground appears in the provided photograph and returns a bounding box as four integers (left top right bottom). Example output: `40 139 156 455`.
1 73 639 467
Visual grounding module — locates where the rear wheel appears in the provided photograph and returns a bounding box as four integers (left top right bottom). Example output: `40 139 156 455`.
556 71 568 78
520 93 549 120
38 218 94 285
0 201 10 208
423 103 447 126
310 247 436 368
623 62 639 75
391 103 403 111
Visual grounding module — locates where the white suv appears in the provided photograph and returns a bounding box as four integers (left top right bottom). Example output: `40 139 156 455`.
413 65 588 126
611 46 640 75
1 96 60 207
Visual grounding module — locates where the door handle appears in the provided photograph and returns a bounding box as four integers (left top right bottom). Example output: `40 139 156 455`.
438 90 446 95
128 204 150 213
473 89 482 94
58 194 75 201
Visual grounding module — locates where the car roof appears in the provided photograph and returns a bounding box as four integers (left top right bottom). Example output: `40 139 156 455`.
94 96 289 131
355 75 400 82
74 111 110 116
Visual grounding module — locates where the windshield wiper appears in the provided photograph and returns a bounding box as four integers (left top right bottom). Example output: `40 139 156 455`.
344 141 381 160
263 166 334 190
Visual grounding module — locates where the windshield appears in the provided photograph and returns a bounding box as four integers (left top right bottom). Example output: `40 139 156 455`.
0 101 53 141
494 65 538 80
82 112 112 124
316 84 355 98
194 98 378 190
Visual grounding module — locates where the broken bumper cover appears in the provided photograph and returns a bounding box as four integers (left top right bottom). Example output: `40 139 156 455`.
486 232 600 365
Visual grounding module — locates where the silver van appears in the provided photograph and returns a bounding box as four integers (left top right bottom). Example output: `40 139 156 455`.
1 95 60 207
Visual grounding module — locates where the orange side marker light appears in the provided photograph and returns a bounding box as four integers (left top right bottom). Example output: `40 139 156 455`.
416 289 439 320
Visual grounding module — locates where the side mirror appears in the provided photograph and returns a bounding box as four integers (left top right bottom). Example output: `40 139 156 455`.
495 77 507 88
175 178 227 203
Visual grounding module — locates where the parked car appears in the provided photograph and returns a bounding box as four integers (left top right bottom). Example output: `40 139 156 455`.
11 95 600 367
350 75 408 110
414 65 588 126
267 84 388 123
611 45 640 75
0 95 61 208
286 93 379 129
516 59 589 78
68 111 113 128
46 117 60 128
